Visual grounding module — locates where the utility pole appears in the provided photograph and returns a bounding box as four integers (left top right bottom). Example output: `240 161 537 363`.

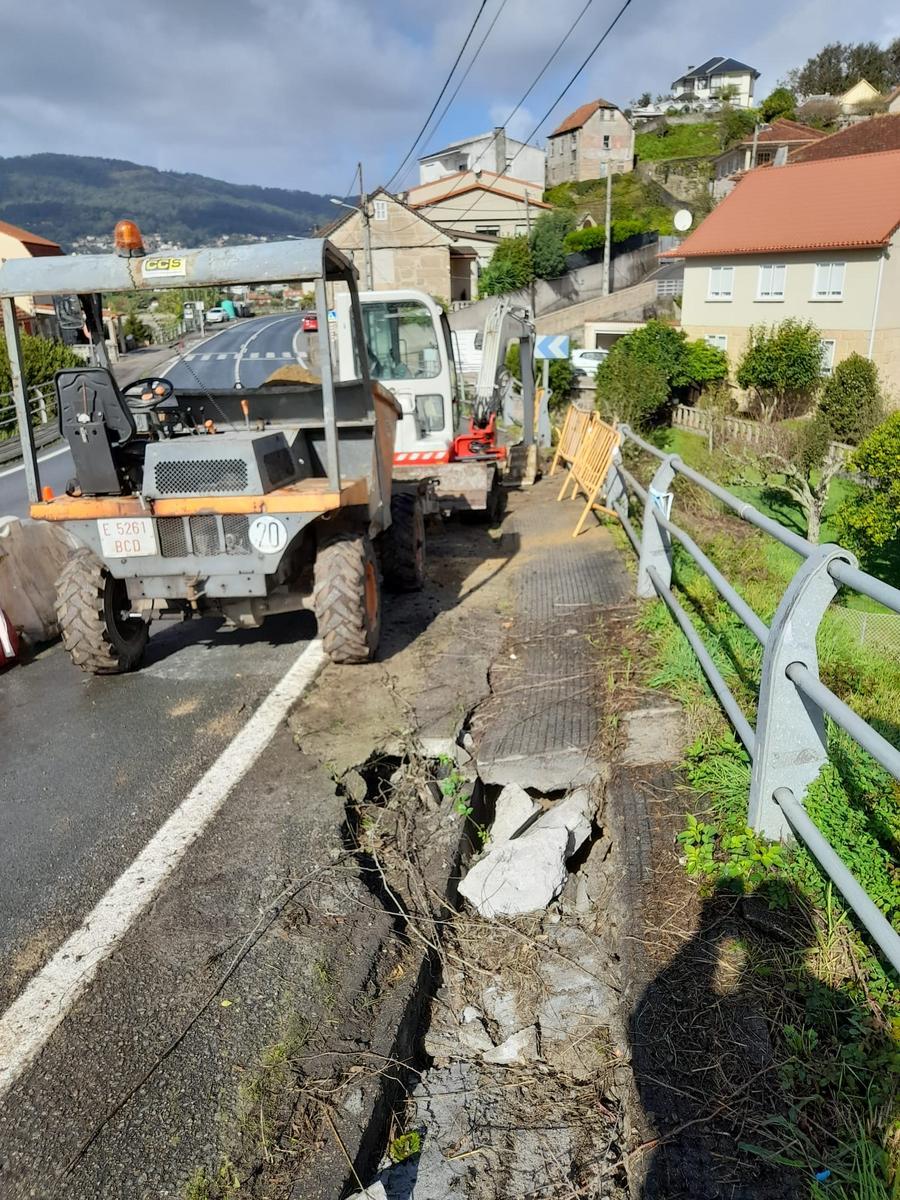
602 164 612 297
358 161 374 291
525 192 536 318
750 123 760 170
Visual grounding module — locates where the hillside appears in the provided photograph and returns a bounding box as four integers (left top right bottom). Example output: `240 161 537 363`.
544 173 678 235
0 154 339 250
634 121 722 161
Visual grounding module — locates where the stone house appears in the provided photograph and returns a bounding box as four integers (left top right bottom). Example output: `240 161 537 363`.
319 188 497 303
0 219 63 326
662 150 900 402
545 99 634 187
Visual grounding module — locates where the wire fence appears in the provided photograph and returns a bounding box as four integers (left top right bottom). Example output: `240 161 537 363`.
590 420 900 975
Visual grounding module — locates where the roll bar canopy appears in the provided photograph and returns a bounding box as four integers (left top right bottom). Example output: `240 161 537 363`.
0 237 355 299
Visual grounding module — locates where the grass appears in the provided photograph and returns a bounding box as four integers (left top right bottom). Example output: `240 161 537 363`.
634 121 722 161
544 172 676 235
624 429 900 1197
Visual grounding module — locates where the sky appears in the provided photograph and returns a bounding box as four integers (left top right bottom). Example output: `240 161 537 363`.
1 0 899 197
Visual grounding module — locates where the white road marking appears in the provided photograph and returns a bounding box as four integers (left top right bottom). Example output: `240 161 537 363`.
201 353 212 361
232 314 297 386
0 443 70 481
0 638 328 1100
216 353 228 360
249 352 260 360
185 354 197 362
265 351 276 359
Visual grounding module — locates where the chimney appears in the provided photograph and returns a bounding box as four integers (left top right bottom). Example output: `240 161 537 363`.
774 145 789 166
493 126 507 176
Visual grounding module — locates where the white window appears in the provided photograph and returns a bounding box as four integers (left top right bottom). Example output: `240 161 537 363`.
705 334 728 350
820 339 836 376
757 264 786 300
373 199 388 222
813 261 845 299
475 224 500 236
707 266 734 300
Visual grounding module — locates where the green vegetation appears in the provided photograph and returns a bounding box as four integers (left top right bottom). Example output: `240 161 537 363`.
562 217 651 256
545 172 676 237
595 319 727 429
736 319 825 422
835 413 900 573
389 1130 423 1163
759 86 798 122
505 341 575 410
820 354 885 447
0 153 337 248
529 208 576 279
0 332 82 397
628 431 900 1196
478 235 533 297
634 120 722 161
788 39 900 98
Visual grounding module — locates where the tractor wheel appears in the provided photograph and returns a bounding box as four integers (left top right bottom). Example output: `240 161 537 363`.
381 491 425 592
55 548 149 674
313 534 381 664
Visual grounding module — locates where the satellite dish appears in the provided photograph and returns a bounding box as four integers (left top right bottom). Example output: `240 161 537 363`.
674 209 693 232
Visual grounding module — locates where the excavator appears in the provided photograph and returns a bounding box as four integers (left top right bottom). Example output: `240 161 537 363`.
335 290 535 518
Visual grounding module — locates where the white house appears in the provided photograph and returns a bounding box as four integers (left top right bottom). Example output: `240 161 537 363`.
670 57 760 109
405 171 550 241
417 127 545 189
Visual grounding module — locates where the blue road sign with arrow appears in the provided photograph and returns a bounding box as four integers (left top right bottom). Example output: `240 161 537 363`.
534 334 570 360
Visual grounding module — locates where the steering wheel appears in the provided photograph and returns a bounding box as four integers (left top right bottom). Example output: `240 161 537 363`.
123 377 175 408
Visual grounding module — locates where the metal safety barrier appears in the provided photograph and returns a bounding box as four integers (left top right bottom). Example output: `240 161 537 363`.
606 423 900 974
0 383 56 440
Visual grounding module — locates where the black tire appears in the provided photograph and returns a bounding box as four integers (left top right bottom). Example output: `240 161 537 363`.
55 548 149 674
313 534 381 664
381 491 425 592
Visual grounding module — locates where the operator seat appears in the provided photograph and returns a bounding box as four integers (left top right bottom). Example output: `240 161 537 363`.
55 367 137 495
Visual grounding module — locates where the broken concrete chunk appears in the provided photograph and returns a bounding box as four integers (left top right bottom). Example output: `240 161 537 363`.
342 768 368 803
346 1184 387 1200
481 983 520 1040
461 1005 483 1024
482 1025 539 1065
459 1017 495 1055
487 782 540 846
458 826 570 917
528 786 597 857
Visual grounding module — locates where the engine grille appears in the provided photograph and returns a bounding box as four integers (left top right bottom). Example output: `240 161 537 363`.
154 459 248 495
158 517 188 558
190 514 220 556
223 514 251 555
156 516 253 558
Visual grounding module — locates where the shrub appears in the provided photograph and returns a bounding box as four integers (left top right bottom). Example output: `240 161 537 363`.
759 86 797 122
478 236 533 298
834 412 900 568
505 343 575 410
563 225 606 254
682 338 729 387
0 332 83 394
818 353 884 445
123 311 153 346
529 209 575 280
735 319 824 421
595 348 668 430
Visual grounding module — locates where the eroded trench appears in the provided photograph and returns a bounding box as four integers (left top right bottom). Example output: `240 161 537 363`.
333 721 633 1200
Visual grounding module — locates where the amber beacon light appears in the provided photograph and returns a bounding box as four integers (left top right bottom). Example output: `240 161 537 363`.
114 219 145 258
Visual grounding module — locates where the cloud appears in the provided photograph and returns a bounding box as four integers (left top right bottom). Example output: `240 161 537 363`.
1 0 898 196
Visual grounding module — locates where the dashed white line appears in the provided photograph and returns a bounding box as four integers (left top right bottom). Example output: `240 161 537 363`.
0 637 328 1100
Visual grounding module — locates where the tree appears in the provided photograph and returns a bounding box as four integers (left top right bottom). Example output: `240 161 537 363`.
682 339 729 388
529 209 575 280
735 320 824 422
0 333 82 395
795 98 841 129
505 343 575 410
123 309 153 346
595 352 668 430
478 236 533 298
719 105 757 149
790 40 900 98
818 354 884 446
759 87 796 122
834 413 900 568
754 416 843 543
637 91 652 107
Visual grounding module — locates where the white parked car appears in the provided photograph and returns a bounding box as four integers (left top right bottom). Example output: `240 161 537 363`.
570 348 608 377
205 307 228 324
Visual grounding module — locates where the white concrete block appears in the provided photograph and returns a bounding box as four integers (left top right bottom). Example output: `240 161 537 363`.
482 1025 539 1065
487 783 540 847
528 786 597 857
458 826 570 917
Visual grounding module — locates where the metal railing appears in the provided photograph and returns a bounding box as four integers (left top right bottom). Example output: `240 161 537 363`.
0 383 57 441
607 424 900 974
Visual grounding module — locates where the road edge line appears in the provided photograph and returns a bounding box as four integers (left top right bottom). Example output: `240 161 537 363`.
0 637 328 1101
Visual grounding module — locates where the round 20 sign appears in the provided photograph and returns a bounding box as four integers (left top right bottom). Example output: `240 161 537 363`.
248 516 288 554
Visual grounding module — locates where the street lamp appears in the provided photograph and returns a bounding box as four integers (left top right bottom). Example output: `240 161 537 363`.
328 163 373 290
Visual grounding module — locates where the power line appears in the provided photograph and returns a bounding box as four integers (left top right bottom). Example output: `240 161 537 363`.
396 0 512 193
384 0 490 192
419 0 637 246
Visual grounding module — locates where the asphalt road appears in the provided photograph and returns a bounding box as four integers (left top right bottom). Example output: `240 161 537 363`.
0 313 311 518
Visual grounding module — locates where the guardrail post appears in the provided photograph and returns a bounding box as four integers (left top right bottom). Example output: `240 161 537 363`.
33 386 48 424
637 456 675 599
605 448 626 517
749 543 856 840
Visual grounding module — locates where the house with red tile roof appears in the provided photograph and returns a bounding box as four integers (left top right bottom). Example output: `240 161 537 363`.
661 151 900 400
545 99 634 187
0 219 63 322
405 170 550 241
711 119 827 199
788 113 900 163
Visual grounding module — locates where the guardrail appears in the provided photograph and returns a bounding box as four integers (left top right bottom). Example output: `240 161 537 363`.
607 423 900 974
0 383 57 441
